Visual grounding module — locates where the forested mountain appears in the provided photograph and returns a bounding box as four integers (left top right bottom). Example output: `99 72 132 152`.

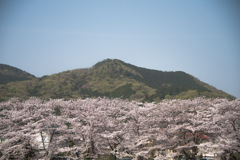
0 64 35 84
0 59 236 102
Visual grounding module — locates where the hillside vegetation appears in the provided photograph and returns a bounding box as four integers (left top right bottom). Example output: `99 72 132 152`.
0 64 35 84
0 59 236 102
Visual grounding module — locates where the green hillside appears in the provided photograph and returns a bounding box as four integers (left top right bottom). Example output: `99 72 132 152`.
0 59 236 102
0 64 35 84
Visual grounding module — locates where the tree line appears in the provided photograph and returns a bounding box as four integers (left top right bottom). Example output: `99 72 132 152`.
0 97 239 160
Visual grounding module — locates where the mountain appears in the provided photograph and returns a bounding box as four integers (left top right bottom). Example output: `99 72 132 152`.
0 59 236 102
0 64 35 84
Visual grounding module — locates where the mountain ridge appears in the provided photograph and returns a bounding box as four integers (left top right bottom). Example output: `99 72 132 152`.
0 59 236 102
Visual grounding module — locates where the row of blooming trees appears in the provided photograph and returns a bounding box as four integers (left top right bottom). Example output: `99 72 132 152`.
0 97 239 160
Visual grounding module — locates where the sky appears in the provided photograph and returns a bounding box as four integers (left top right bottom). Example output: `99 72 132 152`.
0 0 239 98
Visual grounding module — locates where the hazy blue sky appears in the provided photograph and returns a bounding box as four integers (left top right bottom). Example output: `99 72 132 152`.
0 0 239 98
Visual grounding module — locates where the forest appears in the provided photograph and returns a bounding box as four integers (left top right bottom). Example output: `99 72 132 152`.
0 97 239 160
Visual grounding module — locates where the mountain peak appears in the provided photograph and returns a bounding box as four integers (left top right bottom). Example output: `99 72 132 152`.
92 58 122 68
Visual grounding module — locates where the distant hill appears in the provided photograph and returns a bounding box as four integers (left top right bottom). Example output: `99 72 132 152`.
0 64 35 84
0 59 236 102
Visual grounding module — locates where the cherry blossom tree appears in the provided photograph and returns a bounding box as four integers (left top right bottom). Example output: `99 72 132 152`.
0 97 37 159
211 99 240 160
